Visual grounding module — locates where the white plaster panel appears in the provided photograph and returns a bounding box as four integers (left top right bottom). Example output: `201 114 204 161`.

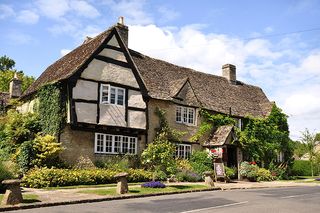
75 102 97 124
108 35 120 47
73 80 98 101
98 48 127 62
81 59 139 88
128 110 146 129
17 98 39 114
99 104 126 126
128 90 146 108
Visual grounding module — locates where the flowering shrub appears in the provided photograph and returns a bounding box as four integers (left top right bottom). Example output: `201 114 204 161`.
23 168 153 188
257 168 274 181
315 178 320 181
176 170 202 182
141 181 166 188
239 161 259 181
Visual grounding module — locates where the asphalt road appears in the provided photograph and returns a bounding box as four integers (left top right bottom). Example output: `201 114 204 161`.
10 186 320 213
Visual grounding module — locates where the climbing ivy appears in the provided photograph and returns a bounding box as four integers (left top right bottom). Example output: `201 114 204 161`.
190 109 235 142
154 107 185 141
37 83 66 137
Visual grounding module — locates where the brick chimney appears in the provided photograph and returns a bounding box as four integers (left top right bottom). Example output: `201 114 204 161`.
222 64 236 82
116 16 128 47
9 72 22 98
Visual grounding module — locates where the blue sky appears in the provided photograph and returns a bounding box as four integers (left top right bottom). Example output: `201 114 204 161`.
1 0 320 139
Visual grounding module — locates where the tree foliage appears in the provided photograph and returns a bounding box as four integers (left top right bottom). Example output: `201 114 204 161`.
0 55 34 92
300 129 320 177
38 83 66 136
238 104 293 168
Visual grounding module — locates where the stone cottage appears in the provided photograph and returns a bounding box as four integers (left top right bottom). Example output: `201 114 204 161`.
19 18 273 168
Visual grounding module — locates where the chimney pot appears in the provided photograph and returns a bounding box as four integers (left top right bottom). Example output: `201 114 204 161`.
116 16 129 47
118 16 124 25
222 64 236 82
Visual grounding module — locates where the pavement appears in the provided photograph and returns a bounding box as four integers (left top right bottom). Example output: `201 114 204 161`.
0 180 319 212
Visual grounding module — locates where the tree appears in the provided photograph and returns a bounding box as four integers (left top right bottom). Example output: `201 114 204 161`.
293 141 307 160
0 55 15 71
0 55 35 92
238 104 293 168
300 129 319 177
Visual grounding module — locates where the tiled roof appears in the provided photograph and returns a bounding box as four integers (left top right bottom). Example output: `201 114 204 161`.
130 50 272 117
23 25 273 118
203 125 234 147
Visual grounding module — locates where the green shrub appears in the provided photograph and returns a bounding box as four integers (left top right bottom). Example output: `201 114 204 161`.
189 151 213 175
225 166 237 179
269 163 288 180
0 161 13 192
153 169 167 181
95 154 141 170
176 159 193 171
22 168 153 188
257 168 274 182
291 160 318 176
32 134 63 167
239 161 259 181
17 140 36 174
176 170 202 182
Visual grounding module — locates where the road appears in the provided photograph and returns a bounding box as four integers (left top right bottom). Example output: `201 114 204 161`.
11 186 320 213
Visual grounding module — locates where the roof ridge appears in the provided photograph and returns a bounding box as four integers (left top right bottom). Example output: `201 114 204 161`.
129 48 263 89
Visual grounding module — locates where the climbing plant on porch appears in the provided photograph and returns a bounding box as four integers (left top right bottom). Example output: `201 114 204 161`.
190 109 235 142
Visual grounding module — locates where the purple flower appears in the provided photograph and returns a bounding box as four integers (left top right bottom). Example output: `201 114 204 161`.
315 178 320 181
141 181 166 188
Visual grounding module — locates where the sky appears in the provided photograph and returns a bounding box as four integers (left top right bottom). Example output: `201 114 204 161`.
0 0 320 140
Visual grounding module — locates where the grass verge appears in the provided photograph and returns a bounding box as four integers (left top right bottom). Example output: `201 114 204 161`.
0 194 40 205
78 184 208 196
44 182 144 190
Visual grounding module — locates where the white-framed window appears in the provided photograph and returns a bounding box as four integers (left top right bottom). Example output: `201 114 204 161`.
175 144 191 159
94 133 137 154
277 151 284 162
235 118 242 130
176 106 195 125
100 84 125 106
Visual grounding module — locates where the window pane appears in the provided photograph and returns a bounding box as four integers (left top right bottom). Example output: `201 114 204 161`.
183 107 188 123
96 134 104 153
117 89 124 105
114 135 121 153
101 85 109 103
110 87 116 104
188 109 194 124
176 106 182 122
105 135 113 153
129 138 136 154
122 136 129 153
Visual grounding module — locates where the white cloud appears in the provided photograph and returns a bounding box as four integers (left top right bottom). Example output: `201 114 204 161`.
157 6 179 23
102 0 153 25
300 52 320 75
0 4 15 19
71 0 100 18
35 0 70 19
60 49 71 56
35 0 100 19
16 10 39 24
264 26 274 33
6 33 33 45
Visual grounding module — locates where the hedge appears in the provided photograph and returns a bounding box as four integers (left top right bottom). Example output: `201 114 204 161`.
23 168 153 188
291 160 319 176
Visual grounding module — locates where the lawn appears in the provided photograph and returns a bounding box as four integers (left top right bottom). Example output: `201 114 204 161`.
44 182 144 190
78 184 209 196
0 194 40 205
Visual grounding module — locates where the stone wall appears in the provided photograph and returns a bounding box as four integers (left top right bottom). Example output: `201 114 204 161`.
147 99 202 144
59 125 146 166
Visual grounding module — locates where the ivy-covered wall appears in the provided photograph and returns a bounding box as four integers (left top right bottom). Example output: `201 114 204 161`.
37 83 66 137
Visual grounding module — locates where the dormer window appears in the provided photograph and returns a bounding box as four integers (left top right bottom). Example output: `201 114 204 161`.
100 84 125 106
176 106 195 125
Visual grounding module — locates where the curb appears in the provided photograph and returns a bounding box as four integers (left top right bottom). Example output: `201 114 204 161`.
0 187 221 212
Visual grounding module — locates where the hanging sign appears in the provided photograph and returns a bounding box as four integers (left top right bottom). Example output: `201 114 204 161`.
210 147 223 158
